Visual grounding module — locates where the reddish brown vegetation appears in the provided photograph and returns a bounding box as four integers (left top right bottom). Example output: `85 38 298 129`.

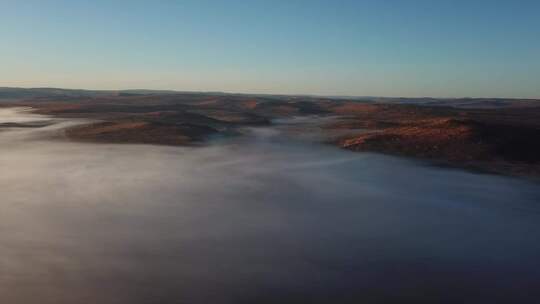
66 120 216 146
335 106 540 176
6 90 540 177
342 118 489 161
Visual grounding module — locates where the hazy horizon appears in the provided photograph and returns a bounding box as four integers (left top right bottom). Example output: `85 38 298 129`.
2 85 539 100
2 0 539 99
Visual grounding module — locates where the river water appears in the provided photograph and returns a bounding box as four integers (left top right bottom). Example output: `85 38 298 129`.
1 107 540 303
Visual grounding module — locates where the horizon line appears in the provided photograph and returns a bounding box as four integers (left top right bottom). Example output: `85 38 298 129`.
1 86 539 101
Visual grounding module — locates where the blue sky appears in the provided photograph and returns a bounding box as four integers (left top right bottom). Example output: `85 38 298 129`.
1 0 539 98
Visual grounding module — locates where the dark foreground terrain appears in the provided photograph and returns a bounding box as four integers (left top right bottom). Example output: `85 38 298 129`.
2 87 540 177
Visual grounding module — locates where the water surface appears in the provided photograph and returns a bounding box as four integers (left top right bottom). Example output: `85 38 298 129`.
1 108 539 303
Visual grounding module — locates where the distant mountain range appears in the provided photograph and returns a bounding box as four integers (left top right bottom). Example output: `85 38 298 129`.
0 87 187 99
0 87 538 108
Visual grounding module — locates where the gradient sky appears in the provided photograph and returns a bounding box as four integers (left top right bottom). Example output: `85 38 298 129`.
1 0 539 98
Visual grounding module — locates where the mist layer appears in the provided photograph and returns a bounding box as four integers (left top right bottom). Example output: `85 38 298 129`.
1 108 540 303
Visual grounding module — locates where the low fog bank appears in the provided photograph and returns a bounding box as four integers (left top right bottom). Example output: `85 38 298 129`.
0 107 91 144
1 108 540 303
